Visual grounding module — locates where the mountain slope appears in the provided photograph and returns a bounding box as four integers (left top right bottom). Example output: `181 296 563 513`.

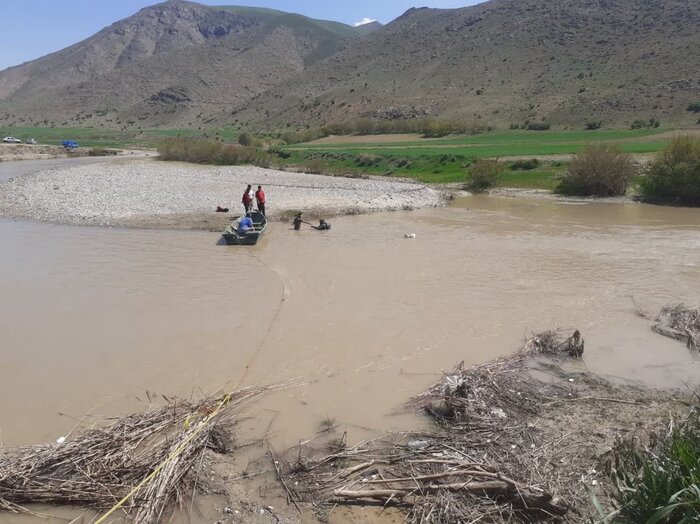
0 0 697 130
0 0 365 128
232 0 700 129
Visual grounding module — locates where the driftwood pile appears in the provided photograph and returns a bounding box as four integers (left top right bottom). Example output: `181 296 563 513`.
0 388 265 522
278 330 602 523
653 303 700 351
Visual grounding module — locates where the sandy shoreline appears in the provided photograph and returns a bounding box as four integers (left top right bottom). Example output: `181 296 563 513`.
0 158 445 230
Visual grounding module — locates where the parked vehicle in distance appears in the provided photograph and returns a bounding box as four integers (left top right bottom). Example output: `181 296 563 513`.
62 140 79 149
25 137 37 145
3 136 22 144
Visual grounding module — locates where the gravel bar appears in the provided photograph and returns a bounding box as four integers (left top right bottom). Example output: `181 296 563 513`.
0 159 445 229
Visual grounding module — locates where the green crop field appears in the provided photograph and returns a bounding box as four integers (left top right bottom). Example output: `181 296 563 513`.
278 129 676 188
1 126 678 191
288 142 665 158
289 129 669 154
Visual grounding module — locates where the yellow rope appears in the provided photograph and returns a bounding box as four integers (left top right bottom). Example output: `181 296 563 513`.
93 393 232 524
96 257 286 522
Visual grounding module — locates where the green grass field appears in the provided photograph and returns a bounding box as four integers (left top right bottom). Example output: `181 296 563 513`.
277 149 564 186
1 126 677 191
288 141 665 158
280 129 673 188
290 129 666 149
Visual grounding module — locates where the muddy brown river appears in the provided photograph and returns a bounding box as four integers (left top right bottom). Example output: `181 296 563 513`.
1 162 699 521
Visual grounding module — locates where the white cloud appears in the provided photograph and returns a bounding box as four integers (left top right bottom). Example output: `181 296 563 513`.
353 17 377 27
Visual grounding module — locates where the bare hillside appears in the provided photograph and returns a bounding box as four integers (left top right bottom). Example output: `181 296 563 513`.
232 0 700 129
0 0 365 129
0 0 697 130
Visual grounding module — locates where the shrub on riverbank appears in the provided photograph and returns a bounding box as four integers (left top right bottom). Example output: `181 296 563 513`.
466 159 504 191
608 409 700 522
280 118 492 144
510 158 540 170
87 148 119 156
157 138 271 167
557 146 636 196
640 136 700 205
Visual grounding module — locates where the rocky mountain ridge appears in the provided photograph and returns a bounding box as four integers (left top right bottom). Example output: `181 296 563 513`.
0 0 698 131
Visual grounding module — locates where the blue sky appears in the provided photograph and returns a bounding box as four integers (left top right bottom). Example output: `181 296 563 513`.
0 1 482 71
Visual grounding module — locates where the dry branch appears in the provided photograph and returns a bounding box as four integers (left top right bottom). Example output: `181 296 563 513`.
276 331 600 523
653 303 700 350
0 387 266 522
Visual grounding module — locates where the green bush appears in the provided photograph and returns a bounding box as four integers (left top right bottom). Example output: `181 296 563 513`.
466 159 503 192
157 138 271 167
88 148 119 157
282 118 492 141
157 138 221 164
631 117 661 130
355 154 383 167
686 102 700 113
390 157 412 168
280 131 302 144
270 148 291 159
301 159 326 174
219 144 270 167
237 132 253 146
585 120 602 130
640 136 700 204
510 158 540 170
608 410 700 523
526 122 551 131
557 146 636 196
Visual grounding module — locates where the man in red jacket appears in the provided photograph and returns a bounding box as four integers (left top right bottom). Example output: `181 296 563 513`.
255 185 266 216
242 184 253 213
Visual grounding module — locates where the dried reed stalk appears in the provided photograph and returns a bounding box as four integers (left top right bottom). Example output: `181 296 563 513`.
653 303 700 350
277 331 622 523
0 387 265 522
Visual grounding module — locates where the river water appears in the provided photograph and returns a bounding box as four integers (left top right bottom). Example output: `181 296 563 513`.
0 160 699 520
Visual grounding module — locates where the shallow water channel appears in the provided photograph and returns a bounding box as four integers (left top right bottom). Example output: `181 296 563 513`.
1 161 699 521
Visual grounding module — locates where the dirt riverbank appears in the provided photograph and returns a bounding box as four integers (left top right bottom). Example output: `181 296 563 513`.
0 143 154 162
0 158 445 229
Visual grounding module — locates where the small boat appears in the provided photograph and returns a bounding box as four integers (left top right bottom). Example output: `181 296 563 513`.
222 211 267 245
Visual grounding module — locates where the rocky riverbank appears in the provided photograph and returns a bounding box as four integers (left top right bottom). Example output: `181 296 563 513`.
0 158 445 229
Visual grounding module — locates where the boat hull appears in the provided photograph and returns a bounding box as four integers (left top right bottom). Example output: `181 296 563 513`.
222 211 267 245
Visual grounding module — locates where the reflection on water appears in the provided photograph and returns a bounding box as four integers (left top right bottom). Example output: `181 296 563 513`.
0 196 699 455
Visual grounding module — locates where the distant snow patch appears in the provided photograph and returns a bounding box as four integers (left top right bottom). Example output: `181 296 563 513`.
353 17 377 27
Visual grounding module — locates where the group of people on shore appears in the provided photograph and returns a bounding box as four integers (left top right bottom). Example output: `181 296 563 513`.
239 184 330 232
242 184 265 215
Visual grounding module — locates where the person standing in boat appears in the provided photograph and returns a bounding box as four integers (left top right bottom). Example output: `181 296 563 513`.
242 184 253 213
255 185 266 216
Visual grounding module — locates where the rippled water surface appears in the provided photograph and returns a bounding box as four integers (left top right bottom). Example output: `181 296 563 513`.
1 192 699 454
